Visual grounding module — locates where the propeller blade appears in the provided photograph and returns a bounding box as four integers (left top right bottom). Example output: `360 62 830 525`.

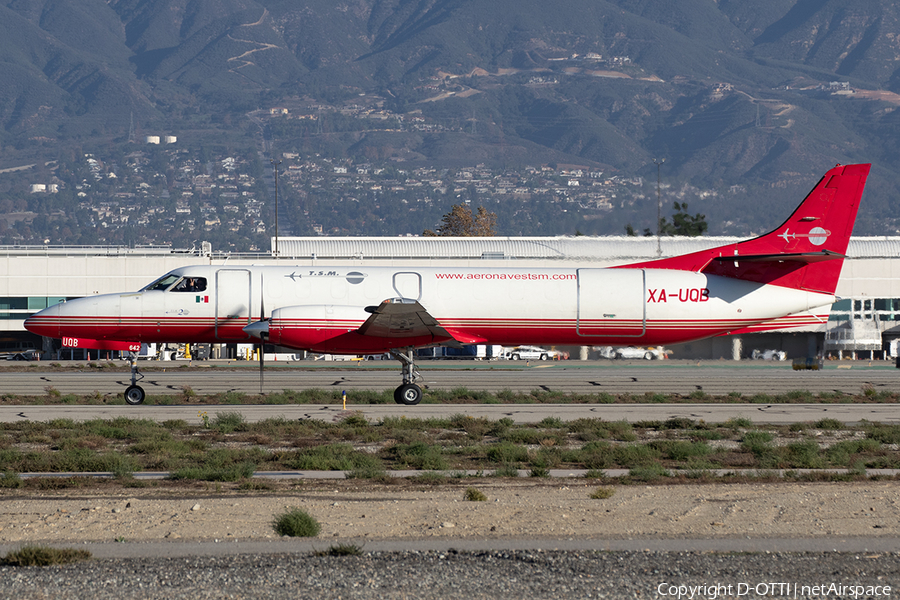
259 274 265 394
259 334 265 394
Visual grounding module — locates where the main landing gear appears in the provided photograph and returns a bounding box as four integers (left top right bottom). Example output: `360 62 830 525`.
390 348 424 406
124 352 146 405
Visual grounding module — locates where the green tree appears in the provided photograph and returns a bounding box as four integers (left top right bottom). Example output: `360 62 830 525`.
424 204 497 236
660 202 707 237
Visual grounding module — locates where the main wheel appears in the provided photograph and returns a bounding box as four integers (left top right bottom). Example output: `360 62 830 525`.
124 385 145 405
394 383 423 406
643 352 653 360
540 354 548 360
510 354 520 360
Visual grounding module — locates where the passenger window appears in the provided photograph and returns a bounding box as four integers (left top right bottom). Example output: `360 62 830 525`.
171 277 207 293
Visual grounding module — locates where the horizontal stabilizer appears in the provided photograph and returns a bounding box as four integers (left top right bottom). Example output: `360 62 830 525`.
706 250 845 268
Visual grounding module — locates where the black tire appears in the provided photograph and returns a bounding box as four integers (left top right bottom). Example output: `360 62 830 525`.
540 354 548 360
643 352 653 360
395 383 422 406
124 385 145 406
511 354 520 361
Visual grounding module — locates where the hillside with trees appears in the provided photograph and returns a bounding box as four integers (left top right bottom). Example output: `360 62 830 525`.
1 0 899 245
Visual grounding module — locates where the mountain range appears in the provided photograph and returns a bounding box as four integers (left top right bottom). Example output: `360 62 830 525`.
2 0 900 236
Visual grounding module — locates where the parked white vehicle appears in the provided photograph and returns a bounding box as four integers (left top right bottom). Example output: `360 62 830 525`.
597 346 664 360
751 349 787 361
504 345 561 360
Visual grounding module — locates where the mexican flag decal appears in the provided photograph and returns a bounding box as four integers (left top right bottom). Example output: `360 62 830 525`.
196 295 209 303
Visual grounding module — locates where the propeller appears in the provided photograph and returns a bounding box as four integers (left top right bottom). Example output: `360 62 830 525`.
243 273 270 395
258 276 268 394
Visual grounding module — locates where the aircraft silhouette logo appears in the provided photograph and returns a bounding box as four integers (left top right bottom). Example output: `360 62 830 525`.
778 227 830 246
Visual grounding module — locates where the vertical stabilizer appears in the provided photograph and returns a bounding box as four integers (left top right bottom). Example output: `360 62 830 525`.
619 164 870 295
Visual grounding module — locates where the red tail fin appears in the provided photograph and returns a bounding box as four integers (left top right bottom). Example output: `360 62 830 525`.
620 163 870 295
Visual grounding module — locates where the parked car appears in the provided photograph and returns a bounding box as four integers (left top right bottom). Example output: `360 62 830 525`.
611 346 664 360
504 346 560 360
751 349 787 361
4 348 42 361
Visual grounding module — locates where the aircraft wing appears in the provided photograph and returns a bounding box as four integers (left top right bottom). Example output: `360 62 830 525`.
358 298 462 344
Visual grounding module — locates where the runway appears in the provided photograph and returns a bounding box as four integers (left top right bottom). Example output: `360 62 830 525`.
3 401 899 424
2 360 898 396
1 361 899 423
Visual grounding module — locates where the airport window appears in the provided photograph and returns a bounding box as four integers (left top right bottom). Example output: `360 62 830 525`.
0 297 26 319
831 299 851 311
0 298 27 311
0 297 63 319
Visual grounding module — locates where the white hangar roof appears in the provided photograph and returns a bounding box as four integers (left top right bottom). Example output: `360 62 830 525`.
273 236 900 261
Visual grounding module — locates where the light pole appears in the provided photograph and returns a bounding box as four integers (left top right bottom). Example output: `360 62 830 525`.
271 159 282 257
653 158 665 257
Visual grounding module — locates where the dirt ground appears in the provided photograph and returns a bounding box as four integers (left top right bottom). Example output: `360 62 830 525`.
1 480 898 544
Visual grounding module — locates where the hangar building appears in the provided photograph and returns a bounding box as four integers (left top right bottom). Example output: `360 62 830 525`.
1 236 898 360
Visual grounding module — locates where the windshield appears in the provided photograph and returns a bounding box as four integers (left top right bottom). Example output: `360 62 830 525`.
141 274 181 292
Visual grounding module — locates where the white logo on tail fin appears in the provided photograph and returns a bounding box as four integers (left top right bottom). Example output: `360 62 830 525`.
778 227 830 246
808 227 829 245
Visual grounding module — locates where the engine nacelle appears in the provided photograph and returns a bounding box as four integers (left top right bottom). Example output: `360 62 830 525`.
265 304 446 353
266 305 367 349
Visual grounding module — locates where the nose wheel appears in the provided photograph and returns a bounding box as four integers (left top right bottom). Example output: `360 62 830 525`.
124 352 146 405
124 385 146 405
390 348 424 406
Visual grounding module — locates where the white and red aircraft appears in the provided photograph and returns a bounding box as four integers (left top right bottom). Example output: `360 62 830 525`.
25 163 870 406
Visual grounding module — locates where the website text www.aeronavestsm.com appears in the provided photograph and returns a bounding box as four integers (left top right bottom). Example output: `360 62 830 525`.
434 272 577 281
656 582 891 599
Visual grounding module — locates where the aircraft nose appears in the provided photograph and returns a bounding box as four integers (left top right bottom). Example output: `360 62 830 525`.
24 303 63 337
243 320 269 339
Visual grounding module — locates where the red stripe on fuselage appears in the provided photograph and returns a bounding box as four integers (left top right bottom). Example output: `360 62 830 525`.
26 314 825 350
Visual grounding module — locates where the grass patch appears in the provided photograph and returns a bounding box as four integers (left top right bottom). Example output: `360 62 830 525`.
168 462 256 482
529 466 550 478
0 471 22 489
2 545 92 567
464 487 487 501
589 487 615 499
628 463 671 481
413 471 448 484
492 463 520 477
316 543 363 557
345 464 390 480
272 508 321 537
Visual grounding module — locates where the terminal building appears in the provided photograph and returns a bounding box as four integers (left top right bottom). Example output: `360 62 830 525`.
2 236 899 360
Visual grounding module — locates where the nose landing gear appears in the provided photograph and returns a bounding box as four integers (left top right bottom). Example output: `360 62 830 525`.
390 348 424 405
124 352 146 405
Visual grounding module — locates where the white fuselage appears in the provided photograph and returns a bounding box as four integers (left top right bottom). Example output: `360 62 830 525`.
26 265 833 352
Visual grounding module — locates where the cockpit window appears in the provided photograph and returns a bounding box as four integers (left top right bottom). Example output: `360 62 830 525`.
142 274 181 292
171 277 207 293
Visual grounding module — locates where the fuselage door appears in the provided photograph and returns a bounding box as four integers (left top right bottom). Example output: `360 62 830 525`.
392 272 422 301
576 269 646 338
215 269 252 340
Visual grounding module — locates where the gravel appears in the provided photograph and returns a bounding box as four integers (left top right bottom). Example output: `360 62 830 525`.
1 550 897 599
